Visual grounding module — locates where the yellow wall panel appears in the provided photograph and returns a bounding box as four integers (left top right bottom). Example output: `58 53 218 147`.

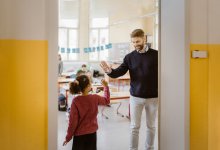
190 44 220 150
0 40 48 150
208 45 220 150
0 40 14 150
190 44 209 150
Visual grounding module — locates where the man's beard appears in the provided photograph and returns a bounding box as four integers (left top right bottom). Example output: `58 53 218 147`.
135 44 144 52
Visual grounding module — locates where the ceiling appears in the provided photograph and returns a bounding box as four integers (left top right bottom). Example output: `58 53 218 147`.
90 0 157 17
60 0 158 20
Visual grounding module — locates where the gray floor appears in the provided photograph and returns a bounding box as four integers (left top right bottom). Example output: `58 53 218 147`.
58 83 158 150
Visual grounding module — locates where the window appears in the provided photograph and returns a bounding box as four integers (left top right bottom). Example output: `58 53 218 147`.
59 28 68 60
89 18 109 61
99 29 109 60
58 0 79 61
58 27 79 60
68 29 78 60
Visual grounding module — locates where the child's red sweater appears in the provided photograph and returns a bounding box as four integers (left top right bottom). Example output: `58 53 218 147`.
65 86 110 142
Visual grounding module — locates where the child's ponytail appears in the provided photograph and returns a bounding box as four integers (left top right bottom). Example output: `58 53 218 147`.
69 80 81 94
69 75 90 94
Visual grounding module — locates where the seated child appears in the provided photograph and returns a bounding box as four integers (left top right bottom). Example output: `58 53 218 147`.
63 75 110 150
76 64 93 82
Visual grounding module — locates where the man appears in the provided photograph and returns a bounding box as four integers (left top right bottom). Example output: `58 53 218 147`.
100 29 158 150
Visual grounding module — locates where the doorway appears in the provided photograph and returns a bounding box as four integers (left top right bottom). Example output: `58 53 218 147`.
57 0 159 150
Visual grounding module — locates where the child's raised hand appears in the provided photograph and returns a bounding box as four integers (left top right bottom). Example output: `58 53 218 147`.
101 79 108 87
63 141 68 146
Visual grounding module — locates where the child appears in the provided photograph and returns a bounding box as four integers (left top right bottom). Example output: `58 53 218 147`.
63 75 110 150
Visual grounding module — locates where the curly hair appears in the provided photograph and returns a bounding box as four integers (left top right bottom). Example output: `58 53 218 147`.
69 75 90 94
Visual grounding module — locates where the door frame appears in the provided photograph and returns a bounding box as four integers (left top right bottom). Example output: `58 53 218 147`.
47 0 190 149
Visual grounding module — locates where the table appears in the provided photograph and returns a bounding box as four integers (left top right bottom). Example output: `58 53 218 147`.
100 91 130 119
105 74 130 91
116 76 130 91
58 78 75 84
61 71 77 78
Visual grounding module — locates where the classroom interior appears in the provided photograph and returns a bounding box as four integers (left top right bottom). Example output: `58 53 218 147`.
57 0 159 149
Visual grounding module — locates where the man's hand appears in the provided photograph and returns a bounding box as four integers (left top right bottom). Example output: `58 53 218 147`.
100 61 112 73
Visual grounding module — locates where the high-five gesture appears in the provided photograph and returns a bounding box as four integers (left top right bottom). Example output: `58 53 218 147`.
101 79 108 87
100 61 112 73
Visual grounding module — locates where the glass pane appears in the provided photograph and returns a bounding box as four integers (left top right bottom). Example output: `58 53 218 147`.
59 28 67 47
89 51 99 61
58 28 67 60
59 0 79 27
69 29 78 48
99 29 108 45
89 29 99 61
68 52 78 60
91 18 109 28
59 19 78 28
69 29 78 60
89 29 99 46
99 29 109 60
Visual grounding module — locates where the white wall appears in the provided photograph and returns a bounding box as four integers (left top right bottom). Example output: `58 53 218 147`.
160 0 189 150
208 0 220 44
0 0 46 40
109 20 144 43
0 0 12 39
190 0 208 44
46 0 58 149
12 0 46 40
190 0 220 44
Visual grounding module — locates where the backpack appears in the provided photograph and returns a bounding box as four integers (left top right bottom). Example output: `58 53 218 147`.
58 93 67 111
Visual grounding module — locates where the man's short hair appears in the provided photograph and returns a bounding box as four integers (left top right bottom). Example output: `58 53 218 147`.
82 64 87 68
130 29 145 38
